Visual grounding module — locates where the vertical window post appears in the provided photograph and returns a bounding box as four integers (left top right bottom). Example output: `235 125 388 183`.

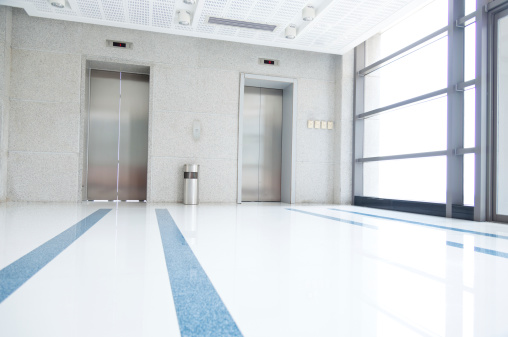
474 0 489 221
446 0 466 217
353 43 366 201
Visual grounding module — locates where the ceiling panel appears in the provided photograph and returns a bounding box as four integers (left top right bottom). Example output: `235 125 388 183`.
9 0 430 54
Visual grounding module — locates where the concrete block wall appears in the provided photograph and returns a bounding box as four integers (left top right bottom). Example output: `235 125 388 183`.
3 7 354 204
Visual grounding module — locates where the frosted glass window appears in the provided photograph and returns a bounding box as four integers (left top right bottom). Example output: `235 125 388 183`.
364 96 447 157
365 0 448 65
496 15 508 216
464 154 475 206
363 156 447 203
465 22 476 82
465 0 476 16
364 37 448 112
464 87 476 148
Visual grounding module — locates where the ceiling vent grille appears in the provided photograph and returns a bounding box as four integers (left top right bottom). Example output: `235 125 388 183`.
207 17 277 32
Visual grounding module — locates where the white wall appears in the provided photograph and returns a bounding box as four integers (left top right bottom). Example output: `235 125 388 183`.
4 7 353 204
333 49 354 205
0 6 11 202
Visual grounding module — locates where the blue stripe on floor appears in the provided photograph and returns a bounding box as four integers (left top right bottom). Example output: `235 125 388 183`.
446 241 464 249
447 241 508 259
474 247 508 259
0 209 111 304
155 209 243 337
289 210 508 261
286 208 378 230
330 208 508 240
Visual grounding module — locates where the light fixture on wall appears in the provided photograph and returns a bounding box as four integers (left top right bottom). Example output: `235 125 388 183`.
183 0 196 4
49 0 65 8
178 10 191 25
302 5 315 21
285 24 297 39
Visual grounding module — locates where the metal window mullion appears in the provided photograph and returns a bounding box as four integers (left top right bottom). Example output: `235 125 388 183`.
455 147 477 155
456 79 476 90
353 43 366 200
486 0 508 12
474 0 490 221
357 150 448 163
446 0 465 218
358 88 448 119
457 11 477 27
358 26 448 76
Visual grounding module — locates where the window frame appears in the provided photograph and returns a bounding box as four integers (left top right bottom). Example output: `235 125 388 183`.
352 0 490 220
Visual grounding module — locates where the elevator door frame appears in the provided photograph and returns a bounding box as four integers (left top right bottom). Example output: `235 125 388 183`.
82 60 151 202
237 74 297 204
86 69 149 201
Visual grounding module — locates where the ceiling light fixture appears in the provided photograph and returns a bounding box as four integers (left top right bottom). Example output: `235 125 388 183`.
50 0 65 8
302 5 315 21
178 10 191 25
285 24 297 39
207 17 277 32
183 0 196 4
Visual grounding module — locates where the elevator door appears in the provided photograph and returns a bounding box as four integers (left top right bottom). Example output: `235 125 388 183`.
87 70 149 201
242 87 283 202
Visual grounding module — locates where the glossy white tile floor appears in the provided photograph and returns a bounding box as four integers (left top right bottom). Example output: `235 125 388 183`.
1 202 508 337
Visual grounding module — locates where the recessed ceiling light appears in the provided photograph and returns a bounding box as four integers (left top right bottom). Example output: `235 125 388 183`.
207 17 277 32
183 0 196 4
178 10 191 25
50 0 65 8
302 5 315 21
285 24 297 39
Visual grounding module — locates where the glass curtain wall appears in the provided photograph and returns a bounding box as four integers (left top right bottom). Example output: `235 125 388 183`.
354 0 479 217
494 10 508 221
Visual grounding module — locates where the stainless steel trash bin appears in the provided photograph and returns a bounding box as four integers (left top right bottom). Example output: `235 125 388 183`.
183 164 199 205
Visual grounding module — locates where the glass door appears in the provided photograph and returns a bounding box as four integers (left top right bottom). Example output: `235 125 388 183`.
494 9 508 222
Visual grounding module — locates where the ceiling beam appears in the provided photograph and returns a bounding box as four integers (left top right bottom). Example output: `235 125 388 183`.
191 0 206 28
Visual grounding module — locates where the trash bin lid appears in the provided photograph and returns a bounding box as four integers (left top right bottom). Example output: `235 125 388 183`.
184 164 199 172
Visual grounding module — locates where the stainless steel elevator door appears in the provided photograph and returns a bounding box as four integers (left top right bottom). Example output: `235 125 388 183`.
242 87 282 202
118 73 149 200
87 70 121 200
87 70 149 201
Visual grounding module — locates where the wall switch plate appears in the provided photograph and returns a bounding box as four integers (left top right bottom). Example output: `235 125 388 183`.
327 121 334 130
307 120 314 128
314 121 320 129
321 121 327 129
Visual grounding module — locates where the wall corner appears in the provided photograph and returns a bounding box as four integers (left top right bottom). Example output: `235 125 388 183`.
333 50 355 205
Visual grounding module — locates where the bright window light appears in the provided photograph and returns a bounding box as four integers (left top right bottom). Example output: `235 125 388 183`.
364 36 448 112
366 0 448 66
364 156 447 203
364 95 447 158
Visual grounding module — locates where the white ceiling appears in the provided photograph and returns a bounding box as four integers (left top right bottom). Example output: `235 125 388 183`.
5 0 429 55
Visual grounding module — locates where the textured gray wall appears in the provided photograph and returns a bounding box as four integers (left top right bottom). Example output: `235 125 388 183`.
0 7 11 202
5 7 353 203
